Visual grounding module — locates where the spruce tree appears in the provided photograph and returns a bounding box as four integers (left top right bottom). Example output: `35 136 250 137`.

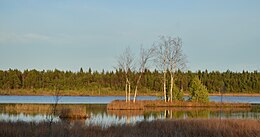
189 76 209 103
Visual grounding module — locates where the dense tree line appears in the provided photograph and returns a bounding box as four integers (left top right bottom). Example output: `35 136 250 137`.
0 68 259 94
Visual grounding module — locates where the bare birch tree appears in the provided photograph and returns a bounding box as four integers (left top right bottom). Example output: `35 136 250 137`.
133 46 154 103
117 47 134 102
154 36 187 102
154 36 170 102
168 37 187 102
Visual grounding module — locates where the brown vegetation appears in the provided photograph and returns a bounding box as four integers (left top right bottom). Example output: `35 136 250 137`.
0 104 89 116
1 104 51 115
107 100 252 110
59 108 89 119
208 93 260 97
107 107 252 118
0 119 259 137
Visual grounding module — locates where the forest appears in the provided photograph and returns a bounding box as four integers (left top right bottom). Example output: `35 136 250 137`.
0 68 259 95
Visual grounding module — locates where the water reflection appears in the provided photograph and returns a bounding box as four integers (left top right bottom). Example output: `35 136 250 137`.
0 104 259 126
0 113 59 123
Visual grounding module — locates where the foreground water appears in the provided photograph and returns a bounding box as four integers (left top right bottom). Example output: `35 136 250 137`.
0 104 260 126
0 96 260 126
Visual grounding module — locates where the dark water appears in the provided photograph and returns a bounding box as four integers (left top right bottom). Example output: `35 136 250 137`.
0 95 260 104
0 96 260 126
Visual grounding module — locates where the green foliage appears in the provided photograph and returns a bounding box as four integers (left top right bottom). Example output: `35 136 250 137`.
177 88 184 101
189 76 209 103
172 83 184 101
0 69 259 95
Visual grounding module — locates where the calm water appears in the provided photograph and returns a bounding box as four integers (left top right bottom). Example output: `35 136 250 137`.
0 104 259 126
0 95 260 104
0 96 157 104
0 96 260 126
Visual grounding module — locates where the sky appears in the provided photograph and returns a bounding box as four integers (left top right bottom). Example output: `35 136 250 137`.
0 0 259 72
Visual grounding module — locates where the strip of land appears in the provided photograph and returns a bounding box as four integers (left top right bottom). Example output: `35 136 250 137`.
107 100 252 110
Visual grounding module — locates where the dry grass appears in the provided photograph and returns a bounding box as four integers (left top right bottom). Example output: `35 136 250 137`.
107 107 252 118
59 108 89 119
107 100 252 110
1 104 51 115
0 119 259 137
0 104 90 115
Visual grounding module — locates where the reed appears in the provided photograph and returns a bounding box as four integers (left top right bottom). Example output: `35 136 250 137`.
0 104 89 116
0 119 259 137
59 108 89 119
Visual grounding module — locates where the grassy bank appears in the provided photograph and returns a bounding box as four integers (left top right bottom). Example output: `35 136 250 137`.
107 100 252 110
0 119 259 137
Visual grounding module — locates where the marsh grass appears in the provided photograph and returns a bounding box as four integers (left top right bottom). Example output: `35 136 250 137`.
59 108 89 119
0 119 259 137
0 104 89 115
107 100 252 110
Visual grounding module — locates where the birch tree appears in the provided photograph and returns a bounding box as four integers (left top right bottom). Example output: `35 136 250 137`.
117 47 134 102
133 46 154 103
168 37 187 102
154 36 187 102
154 36 170 102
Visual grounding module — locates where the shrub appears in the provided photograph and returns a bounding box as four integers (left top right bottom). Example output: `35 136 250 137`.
189 76 209 103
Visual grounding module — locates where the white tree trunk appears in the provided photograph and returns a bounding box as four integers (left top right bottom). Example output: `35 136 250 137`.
125 81 128 102
170 73 173 102
133 74 142 103
133 86 138 103
163 70 167 102
128 81 131 102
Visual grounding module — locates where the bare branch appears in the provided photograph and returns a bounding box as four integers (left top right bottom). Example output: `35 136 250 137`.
133 46 154 102
117 47 135 102
153 35 187 102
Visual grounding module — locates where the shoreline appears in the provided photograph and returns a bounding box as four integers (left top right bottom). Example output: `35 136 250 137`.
1 93 260 97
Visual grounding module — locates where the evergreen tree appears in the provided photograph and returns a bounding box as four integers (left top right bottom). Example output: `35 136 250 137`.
189 76 209 103
0 69 259 95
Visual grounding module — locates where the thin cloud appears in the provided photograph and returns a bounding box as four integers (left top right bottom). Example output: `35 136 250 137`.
0 32 50 44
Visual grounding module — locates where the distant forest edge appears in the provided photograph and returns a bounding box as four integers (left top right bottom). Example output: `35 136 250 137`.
0 68 259 96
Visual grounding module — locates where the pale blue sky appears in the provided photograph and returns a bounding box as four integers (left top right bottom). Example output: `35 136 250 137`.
0 0 259 72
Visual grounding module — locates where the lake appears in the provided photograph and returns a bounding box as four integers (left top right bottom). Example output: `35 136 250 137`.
0 96 260 126
0 95 260 104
